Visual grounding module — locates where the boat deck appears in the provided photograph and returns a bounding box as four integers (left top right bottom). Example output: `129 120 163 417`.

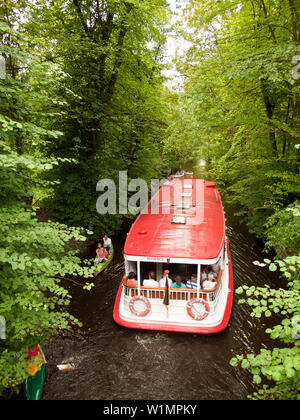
114 245 233 334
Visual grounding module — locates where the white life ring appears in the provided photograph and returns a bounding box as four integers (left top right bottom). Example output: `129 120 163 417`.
187 298 210 321
129 296 151 317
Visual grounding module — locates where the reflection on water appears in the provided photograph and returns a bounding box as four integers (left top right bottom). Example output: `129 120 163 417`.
42 205 281 400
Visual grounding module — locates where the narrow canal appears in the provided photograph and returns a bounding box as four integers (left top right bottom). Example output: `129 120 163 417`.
41 202 282 400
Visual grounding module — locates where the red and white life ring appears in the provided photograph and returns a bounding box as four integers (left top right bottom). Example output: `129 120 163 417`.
129 296 151 317
187 298 210 321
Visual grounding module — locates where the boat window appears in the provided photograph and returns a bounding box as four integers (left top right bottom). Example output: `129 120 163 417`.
125 260 137 277
139 262 199 286
176 203 190 209
183 184 193 189
140 261 156 285
162 263 198 285
181 192 192 197
171 216 187 224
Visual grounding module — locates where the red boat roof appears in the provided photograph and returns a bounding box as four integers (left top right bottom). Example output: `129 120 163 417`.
124 179 226 261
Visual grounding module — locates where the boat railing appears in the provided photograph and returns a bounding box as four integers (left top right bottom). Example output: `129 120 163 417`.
123 270 224 314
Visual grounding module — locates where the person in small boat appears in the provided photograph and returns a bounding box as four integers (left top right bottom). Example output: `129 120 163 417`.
26 344 46 377
103 234 112 256
143 271 159 288
95 243 108 264
171 275 186 289
202 273 216 290
186 274 198 289
126 272 137 287
159 270 172 288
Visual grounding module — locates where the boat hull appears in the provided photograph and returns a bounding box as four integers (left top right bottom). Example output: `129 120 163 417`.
23 347 45 400
113 241 233 335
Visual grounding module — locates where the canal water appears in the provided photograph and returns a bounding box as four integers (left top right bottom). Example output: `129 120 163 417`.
42 204 282 400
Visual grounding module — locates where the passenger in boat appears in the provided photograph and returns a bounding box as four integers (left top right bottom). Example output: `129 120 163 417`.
103 234 112 256
211 261 220 276
95 243 108 264
186 274 198 289
26 344 47 377
159 270 172 288
207 264 218 278
126 272 137 287
143 271 159 288
171 275 186 289
202 273 216 290
200 265 209 285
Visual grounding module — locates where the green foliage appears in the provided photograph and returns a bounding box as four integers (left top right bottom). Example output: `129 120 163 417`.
165 0 300 236
0 140 98 394
162 90 202 171
236 284 299 320
265 202 300 258
0 15 64 156
24 0 170 233
232 254 300 399
230 347 300 400
0 13 97 395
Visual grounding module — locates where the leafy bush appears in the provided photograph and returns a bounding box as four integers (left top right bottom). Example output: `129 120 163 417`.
231 257 300 400
265 202 300 258
0 142 96 395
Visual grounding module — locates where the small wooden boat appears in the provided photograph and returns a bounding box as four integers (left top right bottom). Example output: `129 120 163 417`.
23 346 45 400
95 243 114 275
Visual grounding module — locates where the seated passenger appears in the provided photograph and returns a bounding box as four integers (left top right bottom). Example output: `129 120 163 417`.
26 344 47 377
207 264 218 278
186 274 198 289
126 272 137 287
159 270 172 288
171 275 186 289
200 265 209 283
143 271 159 288
202 273 216 290
212 261 221 275
95 243 108 264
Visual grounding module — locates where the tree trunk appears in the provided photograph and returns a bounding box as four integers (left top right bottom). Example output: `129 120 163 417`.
289 0 300 158
260 80 278 156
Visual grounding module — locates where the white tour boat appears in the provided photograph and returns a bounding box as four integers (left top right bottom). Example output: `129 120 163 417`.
113 178 233 334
